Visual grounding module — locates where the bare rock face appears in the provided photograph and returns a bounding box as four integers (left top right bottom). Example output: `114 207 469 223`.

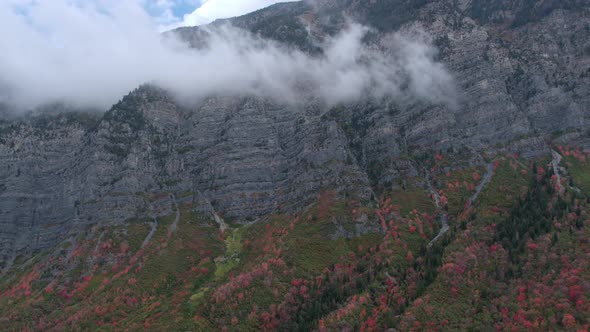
0 0 588 269
0 88 374 269
0 113 94 268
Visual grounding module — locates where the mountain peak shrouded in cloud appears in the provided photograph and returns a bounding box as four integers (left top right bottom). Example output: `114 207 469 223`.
0 0 457 111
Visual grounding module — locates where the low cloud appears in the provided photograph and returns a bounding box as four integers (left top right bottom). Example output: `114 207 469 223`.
182 0 290 27
0 0 457 111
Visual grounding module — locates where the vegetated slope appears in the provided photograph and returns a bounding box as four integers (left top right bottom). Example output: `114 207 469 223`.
0 0 589 330
2 147 590 331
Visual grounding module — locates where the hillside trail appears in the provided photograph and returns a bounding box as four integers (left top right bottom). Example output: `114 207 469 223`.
141 198 162 249
141 218 158 249
426 171 449 248
214 213 228 233
169 194 180 234
551 149 565 194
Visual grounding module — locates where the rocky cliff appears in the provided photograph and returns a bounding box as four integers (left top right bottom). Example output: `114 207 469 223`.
0 0 588 272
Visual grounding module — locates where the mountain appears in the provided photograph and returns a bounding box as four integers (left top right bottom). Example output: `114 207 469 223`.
0 0 589 330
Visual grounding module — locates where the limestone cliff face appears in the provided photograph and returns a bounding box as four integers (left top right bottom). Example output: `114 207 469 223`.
0 0 588 269
0 89 374 269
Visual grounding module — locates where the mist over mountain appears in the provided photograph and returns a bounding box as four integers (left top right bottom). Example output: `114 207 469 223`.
0 0 454 111
0 0 589 331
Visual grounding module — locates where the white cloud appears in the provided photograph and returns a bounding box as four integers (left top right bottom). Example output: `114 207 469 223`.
182 0 289 26
0 0 457 111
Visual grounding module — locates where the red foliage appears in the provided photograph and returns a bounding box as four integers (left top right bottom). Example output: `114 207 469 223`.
472 172 481 182
7 266 40 298
489 243 500 252
120 241 130 255
405 251 414 263
562 313 576 329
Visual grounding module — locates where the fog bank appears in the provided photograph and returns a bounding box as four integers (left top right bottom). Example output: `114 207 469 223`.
0 0 456 111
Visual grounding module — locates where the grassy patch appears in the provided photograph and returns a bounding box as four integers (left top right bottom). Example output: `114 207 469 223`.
190 287 210 304
388 187 436 216
214 229 243 281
